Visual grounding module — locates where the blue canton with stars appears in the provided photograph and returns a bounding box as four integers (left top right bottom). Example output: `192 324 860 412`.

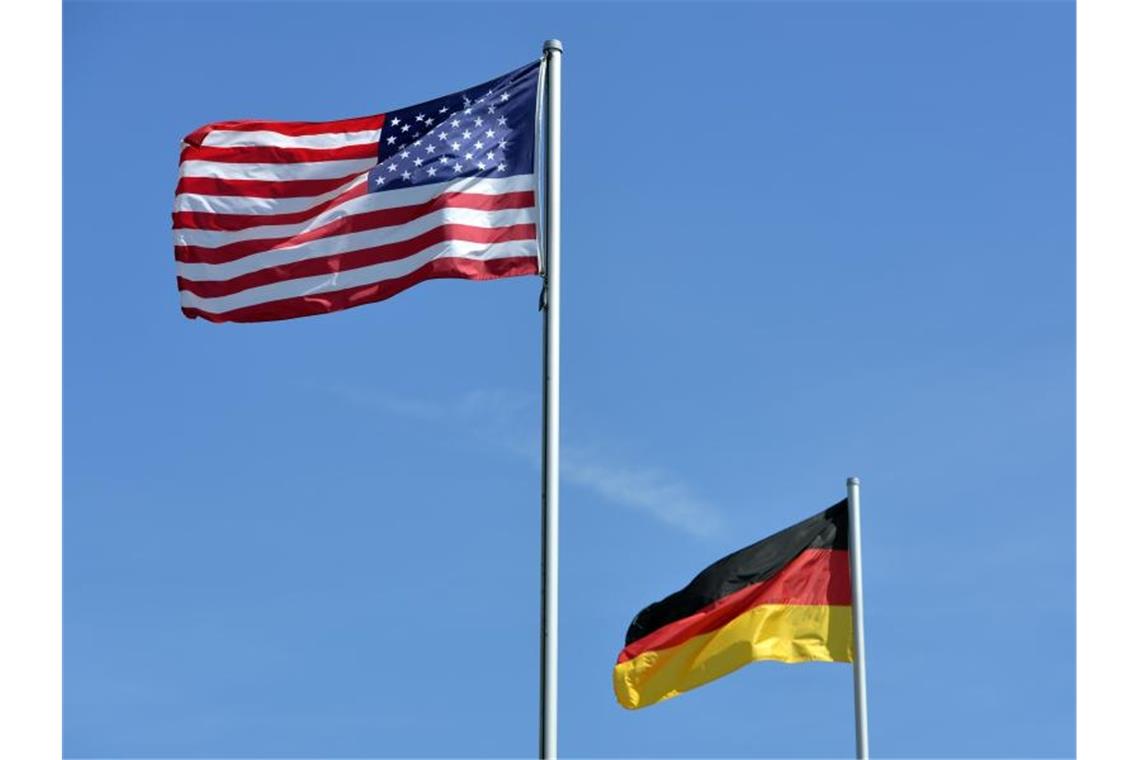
369 61 539 191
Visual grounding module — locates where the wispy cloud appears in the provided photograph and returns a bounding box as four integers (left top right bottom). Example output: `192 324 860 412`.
320 382 724 539
561 452 723 539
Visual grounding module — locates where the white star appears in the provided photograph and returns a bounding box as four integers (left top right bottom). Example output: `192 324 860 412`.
425 117 434 126
413 157 423 167
387 135 397 145
477 161 486 170
400 150 411 159
488 105 496 114
438 131 449 141
462 130 472 140
475 141 484 150
474 117 484 127
486 151 495 161
391 116 401 126
465 151 473 160
464 107 473 115
497 116 507 126
450 119 460 129
440 156 449 164
402 171 411 180
453 163 463 172
499 140 508 149
485 129 496 138
497 162 507 171
413 139 421 147
388 163 398 172
451 141 461 151
500 93 509 101
425 144 436 154
427 167 437 176
439 105 448 113
374 175 384 186
415 113 425 122
401 124 410 132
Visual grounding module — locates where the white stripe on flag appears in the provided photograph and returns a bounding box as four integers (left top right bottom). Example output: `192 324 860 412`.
199 129 382 149
177 206 538 281
173 176 368 216
172 173 535 217
179 239 537 313
179 157 379 182
175 188 536 249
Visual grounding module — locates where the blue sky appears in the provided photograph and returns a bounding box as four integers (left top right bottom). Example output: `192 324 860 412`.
64 1 1074 757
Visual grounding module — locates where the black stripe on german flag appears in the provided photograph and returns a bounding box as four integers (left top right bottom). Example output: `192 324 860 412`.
614 501 853 709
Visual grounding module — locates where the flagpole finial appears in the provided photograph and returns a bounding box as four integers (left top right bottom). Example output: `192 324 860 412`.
544 39 563 53
847 476 860 487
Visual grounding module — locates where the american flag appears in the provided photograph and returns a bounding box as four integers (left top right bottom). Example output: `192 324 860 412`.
174 61 541 323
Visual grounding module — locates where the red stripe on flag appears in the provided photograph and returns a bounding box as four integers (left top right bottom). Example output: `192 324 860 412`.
177 224 538 298
181 256 539 323
180 142 380 165
175 191 538 264
171 184 370 232
617 549 852 664
183 114 385 145
175 174 365 200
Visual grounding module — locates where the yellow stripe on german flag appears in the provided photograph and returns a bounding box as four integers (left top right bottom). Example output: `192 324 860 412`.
614 501 853 709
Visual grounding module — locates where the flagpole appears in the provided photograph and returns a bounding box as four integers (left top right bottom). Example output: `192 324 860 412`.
539 38 562 760
847 476 870 759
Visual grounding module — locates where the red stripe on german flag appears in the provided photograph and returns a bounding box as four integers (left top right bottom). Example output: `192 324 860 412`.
614 501 853 709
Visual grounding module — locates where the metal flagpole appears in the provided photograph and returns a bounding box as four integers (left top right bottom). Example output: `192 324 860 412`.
539 38 562 760
846 476 870 759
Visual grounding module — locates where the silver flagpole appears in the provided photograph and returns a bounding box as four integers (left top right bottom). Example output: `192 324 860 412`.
847 476 870 759
539 38 562 760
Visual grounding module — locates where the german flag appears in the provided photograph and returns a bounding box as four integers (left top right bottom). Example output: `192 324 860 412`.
614 501 853 709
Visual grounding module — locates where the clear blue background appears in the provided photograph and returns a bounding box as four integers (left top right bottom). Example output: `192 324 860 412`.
64 1 1074 757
